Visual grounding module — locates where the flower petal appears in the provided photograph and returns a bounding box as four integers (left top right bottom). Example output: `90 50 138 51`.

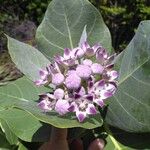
64 48 71 59
86 104 97 115
100 90 113 99
34 79 47 86
74 47 85 58
109 70 119 80
38 100 51 111
39 69 48 79
76 111 87 122
92 43 102 52
85 48 95 57
81 41 90 51
94 99 105 107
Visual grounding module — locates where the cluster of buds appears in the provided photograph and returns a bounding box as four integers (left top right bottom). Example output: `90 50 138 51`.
35 41 118 122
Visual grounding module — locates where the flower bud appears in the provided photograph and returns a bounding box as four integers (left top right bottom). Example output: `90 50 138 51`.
76 65 92 79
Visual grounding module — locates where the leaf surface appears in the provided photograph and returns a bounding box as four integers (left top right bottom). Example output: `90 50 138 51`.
36 0 112 58
7 36 50 81
0 77 51 142
106 21 150 132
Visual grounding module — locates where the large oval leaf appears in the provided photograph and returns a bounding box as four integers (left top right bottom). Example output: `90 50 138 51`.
0 77 102 129
36 0 111 59
106 21 150 132
106 126 150 149
0 128 12 149
0 119 18 145
14 101 103 129
7 36 50 81
0 77 51 142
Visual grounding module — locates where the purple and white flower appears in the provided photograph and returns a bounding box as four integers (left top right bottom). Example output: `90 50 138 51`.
36 41 118 122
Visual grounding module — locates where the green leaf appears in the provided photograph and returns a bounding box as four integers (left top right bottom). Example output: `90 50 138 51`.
106 21 150 132
36 0 111 59
0 77 51 142
18 142 28 150
7 36 50 81
105 136 132 150
0 119 18 145
106 126 150 149
14 100 103 129
0 128 12 149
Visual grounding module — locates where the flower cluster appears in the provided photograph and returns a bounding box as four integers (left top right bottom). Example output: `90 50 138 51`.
35 41 118 122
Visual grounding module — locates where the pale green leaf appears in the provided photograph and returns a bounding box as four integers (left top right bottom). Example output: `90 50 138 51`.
0 77 51 142
0 119 18 145
106 21 150 132
7 36 50 81
36 0 112 59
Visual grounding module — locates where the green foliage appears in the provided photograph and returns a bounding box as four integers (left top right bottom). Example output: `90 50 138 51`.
95 0 150 51
106 21 150 132
6 0 105 129
7 36 50 81
1 0 150 51
36 0 112 59
1 0 150 149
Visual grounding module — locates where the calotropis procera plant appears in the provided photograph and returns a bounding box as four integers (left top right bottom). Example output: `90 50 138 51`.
0 0 150 149
35 39 118 122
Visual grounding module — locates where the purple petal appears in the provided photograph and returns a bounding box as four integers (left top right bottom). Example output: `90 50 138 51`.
74 93 81 99
74 48 85 58
76 111 86 122
85 95 93 101
65 59 75 66
105 83 116 90
100 90 113 99
47 93 55 99
34 79 47 86
68 105 75 112
38 100 51 111
106 54 116 64
105 64 114 70
54 55 64 65
81 41 90 51
95 80 105 89
109 70 119 80
85 48 95 57
64 48 71 59
94 99 105 107
86 104 97 115
77 86 86 96
39 69 48 79
96 48 108 63
92 43 102 52
68 102 76 112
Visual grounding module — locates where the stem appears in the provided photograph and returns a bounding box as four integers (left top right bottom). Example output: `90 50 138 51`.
104 123 122 150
